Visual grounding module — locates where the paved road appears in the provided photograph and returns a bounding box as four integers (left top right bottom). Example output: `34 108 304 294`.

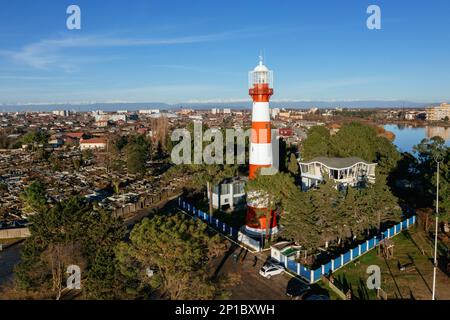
213 244 309 300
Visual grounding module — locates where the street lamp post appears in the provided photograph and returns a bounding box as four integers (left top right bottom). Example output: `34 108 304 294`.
432 160 440 300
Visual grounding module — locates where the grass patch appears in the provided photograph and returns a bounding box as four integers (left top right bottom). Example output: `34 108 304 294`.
330 227 447 300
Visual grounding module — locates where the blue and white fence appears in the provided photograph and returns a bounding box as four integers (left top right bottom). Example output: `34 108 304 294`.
177 198 261 251
178 197 416 283
279 215 416 283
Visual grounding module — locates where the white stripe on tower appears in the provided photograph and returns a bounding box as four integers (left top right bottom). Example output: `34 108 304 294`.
251 102 270 122
250 143 272 165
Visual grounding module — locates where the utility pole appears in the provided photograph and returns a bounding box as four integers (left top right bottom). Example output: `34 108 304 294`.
432 160 440 300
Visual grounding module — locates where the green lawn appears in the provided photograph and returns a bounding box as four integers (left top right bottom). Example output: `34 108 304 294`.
328 245 381 300
325 227 450 300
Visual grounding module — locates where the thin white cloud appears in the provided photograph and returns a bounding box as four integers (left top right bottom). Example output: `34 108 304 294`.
0 75 56 80
293 77 387 91
149 64 200 71
0 29 258 70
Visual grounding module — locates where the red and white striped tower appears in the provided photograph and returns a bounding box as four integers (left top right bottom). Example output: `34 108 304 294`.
245 56 278 236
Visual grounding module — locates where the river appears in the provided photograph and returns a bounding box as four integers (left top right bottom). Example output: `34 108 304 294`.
383 124 450 153
0 243 22 289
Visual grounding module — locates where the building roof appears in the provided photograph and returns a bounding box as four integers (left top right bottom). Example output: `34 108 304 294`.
66 132 84 139
301 157 375 169
271 241 294 251
80 138 107 144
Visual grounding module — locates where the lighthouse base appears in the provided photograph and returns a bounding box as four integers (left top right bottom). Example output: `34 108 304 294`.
244 225 279 237
245 204 278 238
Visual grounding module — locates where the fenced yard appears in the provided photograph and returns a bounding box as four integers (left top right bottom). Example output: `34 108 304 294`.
179 198 418 285
280 216 417 283
328 227 450 300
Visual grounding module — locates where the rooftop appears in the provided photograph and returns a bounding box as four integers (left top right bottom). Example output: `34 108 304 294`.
80 138 107 144
301 157 375 169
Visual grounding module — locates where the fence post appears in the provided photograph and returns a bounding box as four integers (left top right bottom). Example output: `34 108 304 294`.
341 254 344 266
358 244 361 256
322 265 325 275
366 240 369 250
310 270 314 283
388 228 391 238
297 263 301 275
407 218 410 228
350 250 353 261
331 259 334 271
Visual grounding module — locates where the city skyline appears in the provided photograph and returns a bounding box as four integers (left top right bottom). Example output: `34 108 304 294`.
1 0 450 104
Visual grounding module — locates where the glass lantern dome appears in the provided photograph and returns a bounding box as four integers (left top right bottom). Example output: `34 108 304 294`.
248 56 273 89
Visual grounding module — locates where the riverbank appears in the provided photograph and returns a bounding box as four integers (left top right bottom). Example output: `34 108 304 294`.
377 119 450 128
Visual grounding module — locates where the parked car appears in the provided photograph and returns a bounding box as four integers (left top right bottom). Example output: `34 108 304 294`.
286 278 311 299
303 294 330 300
259 262 284 279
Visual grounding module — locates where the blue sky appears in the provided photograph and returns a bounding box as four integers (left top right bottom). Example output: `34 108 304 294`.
0 0 449 104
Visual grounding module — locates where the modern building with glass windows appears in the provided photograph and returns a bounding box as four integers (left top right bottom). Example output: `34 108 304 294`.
298 157 376 191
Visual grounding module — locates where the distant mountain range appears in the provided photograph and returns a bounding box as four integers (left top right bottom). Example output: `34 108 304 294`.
0 100 437 113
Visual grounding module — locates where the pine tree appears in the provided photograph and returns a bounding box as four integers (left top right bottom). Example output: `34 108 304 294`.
116 213 226 299
287 153 299 176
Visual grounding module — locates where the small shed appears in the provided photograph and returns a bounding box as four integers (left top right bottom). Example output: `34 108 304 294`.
271 241 302 263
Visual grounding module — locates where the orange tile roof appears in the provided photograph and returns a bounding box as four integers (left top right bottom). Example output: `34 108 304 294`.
66 132 84 139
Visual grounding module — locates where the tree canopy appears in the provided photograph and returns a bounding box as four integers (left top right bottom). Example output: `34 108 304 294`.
20 180 47 213
14 195 126 299
246 171 402 259
300 122 400 173
412 137 450 221
116 213 226 300
21 130 49 145
124 135 151 175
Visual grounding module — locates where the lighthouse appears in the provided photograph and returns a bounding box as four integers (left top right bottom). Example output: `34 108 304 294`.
245 56 278 236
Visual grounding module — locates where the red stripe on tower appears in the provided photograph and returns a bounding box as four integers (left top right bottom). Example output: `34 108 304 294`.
245 56 278 237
